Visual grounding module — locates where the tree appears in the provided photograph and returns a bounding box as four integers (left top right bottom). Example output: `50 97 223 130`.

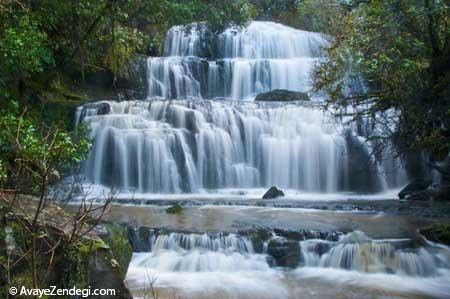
0 101 115 292
314 0 450 174
296 0 348 34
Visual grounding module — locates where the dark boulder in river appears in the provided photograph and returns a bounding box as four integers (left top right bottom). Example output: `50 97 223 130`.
405 190 433 201
420 223 450 246
255 89 310 102
398 178 432 199
434 185 450 201
263 186 285 199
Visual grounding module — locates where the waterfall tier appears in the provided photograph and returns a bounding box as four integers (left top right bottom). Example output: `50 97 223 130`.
147 21 328 100
78 100 405 194
127 229 450 277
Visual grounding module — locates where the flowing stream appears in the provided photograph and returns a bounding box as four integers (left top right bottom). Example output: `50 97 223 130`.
75 21 450 298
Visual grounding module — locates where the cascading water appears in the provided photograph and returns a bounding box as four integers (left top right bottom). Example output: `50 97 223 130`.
81 100 344 193
76 21 408 195
147 21 327 100
125 229 450 299
299 231 448 276
79 100 402 194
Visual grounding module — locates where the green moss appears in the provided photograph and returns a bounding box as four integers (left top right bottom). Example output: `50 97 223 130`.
58 242 91 289
420 223 450 246
102 224 133 278
166 204 183 214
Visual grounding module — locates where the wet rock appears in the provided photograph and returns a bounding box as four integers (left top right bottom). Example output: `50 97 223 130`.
262 186 285 199
420 223 450 246
119 55 147 91
255 89 310 102
433 185 450 201
79 102 110 123
398 178 432 199
267 237 300 268
406 190 433 201
244 228 273 253
344 130 384 193
127 226 153 252
88 247 133 299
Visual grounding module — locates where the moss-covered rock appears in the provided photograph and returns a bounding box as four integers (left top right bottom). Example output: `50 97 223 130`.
267 237 300 268
166 204 183 214
88 246 133 299
102 223 133 277
255 89 310 102
420 223 450 246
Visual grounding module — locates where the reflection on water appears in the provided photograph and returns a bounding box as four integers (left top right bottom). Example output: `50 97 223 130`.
104 204 428 239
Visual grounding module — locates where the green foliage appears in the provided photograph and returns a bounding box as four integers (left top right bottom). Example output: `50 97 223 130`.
296 0 348 34
103 223 133 277
102 25 144 78
0 16 53 78
0 160 6 183
314 0 450 161
160 0 257 32
0 101 91 192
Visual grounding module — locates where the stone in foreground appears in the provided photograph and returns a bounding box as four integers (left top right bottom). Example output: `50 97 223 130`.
263 186 285 199
398 178 432 199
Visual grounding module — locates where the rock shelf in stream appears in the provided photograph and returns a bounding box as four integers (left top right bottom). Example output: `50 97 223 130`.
255 89 310 102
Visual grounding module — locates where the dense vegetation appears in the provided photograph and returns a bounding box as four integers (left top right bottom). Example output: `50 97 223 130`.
310 0 449 175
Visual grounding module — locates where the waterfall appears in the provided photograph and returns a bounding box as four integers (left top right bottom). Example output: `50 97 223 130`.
128 230 450 277
128 231 268 273
125 229 450 299
79 100 396 193
76 20 409 194
147 21 328 100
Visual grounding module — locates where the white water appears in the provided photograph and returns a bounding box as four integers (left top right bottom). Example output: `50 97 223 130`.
125 231 450 299
76 20 410 196
76 20 409 196
78 100 408 194
147 21 327 100
299 231 449 276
